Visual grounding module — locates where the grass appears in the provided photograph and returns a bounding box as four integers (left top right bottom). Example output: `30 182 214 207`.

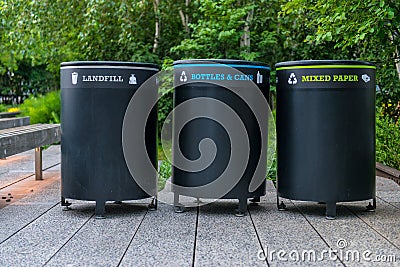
158 139 172 191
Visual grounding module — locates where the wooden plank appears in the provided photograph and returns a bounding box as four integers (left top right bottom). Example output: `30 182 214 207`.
195 201 266 266
376 162 400 178
0 124 59 137
119 203 197 266
0 124 60 158
293 201 400 265
0 116 30 130
0 111 20 118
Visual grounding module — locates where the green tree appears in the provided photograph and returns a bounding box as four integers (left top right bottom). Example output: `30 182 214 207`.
171 0 256 59
282 0 400 118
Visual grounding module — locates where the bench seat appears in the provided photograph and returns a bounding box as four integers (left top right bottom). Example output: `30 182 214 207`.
0 116 30 130
0 124 61 180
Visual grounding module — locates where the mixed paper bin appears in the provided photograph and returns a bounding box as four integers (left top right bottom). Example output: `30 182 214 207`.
275 60 376 219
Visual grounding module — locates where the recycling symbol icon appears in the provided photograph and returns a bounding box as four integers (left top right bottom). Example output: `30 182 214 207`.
288 73 297 85
180 71 188 82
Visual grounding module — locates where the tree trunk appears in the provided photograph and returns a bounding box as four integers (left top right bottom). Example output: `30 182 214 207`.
179 0 190 36
396 47 400 80
153 0 161 53
240 7 253 50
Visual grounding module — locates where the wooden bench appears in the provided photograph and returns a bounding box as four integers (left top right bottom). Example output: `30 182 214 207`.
376 162 400 185
0 124 61 180
0 111 21 118
0 116 30 130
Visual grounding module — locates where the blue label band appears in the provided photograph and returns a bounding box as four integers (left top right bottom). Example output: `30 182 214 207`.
174 63 270 70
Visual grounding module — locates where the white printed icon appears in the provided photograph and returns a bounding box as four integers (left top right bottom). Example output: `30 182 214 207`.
361 74 371 83
71 72 78 85
180 71 188 82
129 74 137 85
257 71 263 84
288 73 297 85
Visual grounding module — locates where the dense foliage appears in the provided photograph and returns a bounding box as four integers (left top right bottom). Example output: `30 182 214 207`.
282 0 400 118
0 62 56 99
1 1 398 104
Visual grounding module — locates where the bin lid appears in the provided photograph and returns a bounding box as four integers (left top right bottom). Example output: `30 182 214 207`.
61 61 159 70
174 59 270 70
275 60 375 69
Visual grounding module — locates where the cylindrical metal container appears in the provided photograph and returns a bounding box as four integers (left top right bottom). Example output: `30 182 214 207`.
172 59 270 215
276 60 376 219
60 61 159 216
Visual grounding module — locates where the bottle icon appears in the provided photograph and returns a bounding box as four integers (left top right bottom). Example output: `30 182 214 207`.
257 71 263 84
129 74 137 85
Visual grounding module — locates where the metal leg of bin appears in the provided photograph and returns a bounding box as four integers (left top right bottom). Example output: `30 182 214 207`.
174 193 185 213
235 198 247 217
366 198 376 212
277 195 287 211
95 200 106 219
61 196 72 211
148 196 158 211
326 202 336 220
250 196 260 206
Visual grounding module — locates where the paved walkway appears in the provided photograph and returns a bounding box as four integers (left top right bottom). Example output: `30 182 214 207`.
0 146 399 266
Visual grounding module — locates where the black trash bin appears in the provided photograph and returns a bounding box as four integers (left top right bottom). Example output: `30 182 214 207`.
172 59 270 216
60 61 159 217
275 60 376 219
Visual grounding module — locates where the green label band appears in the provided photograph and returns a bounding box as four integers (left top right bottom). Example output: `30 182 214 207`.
276 65 376 71
276 67 375 89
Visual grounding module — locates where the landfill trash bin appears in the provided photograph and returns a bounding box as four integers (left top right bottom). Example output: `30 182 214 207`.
172 59 270 216
60 61 159 217
275 60 376 219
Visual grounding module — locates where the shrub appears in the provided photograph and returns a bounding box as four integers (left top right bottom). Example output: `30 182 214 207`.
158 160 172 191
376 109 400 170
19 91 60 124
267 158 277 182
0 104 7 112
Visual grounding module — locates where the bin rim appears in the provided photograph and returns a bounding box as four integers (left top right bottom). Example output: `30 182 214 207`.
61 61 159 70
275 60 375 70
173 59 270 70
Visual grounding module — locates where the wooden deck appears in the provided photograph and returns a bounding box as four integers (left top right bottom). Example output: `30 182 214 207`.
0 146 399 266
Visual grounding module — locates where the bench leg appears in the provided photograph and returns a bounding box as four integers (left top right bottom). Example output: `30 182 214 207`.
35 147 43 181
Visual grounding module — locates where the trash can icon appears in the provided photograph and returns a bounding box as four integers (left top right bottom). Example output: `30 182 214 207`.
71 72 78 85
